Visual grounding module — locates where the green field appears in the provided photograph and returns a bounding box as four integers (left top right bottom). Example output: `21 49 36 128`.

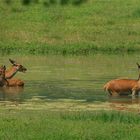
0 100 138 140
0 108 139 140
1 0 140 54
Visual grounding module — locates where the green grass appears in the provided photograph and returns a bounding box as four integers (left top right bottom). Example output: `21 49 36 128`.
1 0 140 54
0 109 140 140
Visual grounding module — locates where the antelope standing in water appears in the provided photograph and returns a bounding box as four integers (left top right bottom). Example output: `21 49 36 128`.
104 63 140 97
5 59 27 87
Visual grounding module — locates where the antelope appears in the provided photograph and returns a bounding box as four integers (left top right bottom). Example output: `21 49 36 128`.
104 63 140 97
104 79 140 96
7 79 25 87
5 59 27 87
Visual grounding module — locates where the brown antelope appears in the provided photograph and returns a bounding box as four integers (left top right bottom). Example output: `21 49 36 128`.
104 79 140 96
104 63 140 97
5 59 27 87
7 79 24 87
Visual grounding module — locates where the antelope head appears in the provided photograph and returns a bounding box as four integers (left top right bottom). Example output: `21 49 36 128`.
9 59 27 73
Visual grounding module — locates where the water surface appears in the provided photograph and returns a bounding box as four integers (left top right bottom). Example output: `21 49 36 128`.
0 54 140 104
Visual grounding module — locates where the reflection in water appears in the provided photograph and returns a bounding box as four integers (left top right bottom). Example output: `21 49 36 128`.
108 95 140 104
0 87 24 101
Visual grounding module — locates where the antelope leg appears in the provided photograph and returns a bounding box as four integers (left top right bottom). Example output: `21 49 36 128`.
132 90 136 96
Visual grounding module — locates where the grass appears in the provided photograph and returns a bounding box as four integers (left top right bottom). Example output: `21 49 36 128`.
1 0 140 54
0 99 139 139
0 109 140 140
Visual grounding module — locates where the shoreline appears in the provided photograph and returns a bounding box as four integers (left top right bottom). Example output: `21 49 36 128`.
0 44 140 55
0 99 139 113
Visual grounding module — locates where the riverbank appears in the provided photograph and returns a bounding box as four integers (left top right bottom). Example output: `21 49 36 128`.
1 98 140 112
1 43 140 55
1 0 140 55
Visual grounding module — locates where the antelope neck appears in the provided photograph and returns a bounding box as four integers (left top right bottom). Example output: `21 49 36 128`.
5 66 18 79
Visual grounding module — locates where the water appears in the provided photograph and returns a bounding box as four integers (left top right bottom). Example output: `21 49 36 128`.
0 54 140 104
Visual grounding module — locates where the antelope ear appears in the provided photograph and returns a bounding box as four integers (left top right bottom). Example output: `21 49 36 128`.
9 59 16 65
137 63 140 68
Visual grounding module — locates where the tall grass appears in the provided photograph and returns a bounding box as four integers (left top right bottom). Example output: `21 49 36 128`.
60 111 140 124
0 110 140 139
0 43 139 55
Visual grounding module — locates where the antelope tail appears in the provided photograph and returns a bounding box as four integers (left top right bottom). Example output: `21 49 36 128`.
103 83 109 91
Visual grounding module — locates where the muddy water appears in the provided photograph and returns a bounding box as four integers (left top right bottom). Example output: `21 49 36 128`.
0 54 140 104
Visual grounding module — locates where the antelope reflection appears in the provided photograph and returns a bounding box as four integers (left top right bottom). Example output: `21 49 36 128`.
0 87 24 101
108 95 140 104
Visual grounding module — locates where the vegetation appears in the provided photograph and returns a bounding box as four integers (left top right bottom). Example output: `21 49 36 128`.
0 0 140 54
0 109 139 140
4 0 88 6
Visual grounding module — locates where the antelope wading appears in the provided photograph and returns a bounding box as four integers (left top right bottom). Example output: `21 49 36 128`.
104 79 140 96
5 59 27 87
104 63 140 96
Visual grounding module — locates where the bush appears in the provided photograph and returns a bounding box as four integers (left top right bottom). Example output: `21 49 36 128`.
4 0 12 5
72 0 88 5
22 0 31 5
60 0 69 5
49 0 56 4
43 0 50 7
32 0 39 3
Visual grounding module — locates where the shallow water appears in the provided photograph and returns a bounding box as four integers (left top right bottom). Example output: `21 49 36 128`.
0 54 140 104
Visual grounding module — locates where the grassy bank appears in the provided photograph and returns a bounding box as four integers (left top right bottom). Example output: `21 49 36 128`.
0 99 139 139
0 109 140 140
1 0 140 54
